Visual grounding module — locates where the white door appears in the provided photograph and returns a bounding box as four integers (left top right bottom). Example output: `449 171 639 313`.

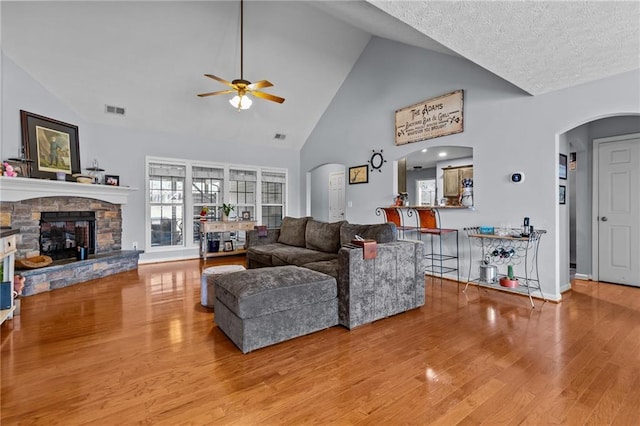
597 136 640 286
329 172 346 222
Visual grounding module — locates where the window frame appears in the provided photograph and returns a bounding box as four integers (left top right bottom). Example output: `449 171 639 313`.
260 169 287 229
146 158 188 251
145 156 287 254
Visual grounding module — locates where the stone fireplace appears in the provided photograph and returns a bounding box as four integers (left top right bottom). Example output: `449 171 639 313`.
0 177 138 295
7 197 121 259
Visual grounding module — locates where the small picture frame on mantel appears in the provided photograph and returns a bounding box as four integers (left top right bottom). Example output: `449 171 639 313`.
105 175 119 186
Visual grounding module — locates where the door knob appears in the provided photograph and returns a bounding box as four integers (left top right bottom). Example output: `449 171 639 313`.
601 216 608 222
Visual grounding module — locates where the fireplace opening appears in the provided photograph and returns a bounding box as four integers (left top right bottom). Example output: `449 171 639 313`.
40 211 96 261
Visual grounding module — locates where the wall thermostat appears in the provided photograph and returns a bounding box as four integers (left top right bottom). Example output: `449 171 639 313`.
510 172 525 183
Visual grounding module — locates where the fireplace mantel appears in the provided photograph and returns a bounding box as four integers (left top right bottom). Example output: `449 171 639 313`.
0 176 137 204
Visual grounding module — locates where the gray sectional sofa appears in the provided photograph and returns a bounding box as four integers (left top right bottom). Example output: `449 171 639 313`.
244 216 425 329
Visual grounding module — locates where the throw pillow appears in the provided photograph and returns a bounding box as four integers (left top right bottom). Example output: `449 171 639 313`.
277 216 310 247
305 219 346 253
254 225 268 237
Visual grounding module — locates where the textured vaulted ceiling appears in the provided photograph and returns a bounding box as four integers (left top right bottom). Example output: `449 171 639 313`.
2 1 638 151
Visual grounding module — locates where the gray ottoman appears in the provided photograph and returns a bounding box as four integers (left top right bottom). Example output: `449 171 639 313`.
214 265 338 353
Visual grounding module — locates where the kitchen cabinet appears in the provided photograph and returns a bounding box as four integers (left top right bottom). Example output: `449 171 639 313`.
443 165 473 200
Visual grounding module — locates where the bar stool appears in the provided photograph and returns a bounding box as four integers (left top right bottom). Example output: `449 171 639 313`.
415 208 459 284
376 207 415 239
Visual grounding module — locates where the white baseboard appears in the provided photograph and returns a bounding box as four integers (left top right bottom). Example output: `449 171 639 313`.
559 282 572 294
574 273 590 281
139 249 200 264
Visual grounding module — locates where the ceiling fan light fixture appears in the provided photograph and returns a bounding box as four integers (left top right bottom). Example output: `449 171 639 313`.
229 94 252 110
197 0 284 109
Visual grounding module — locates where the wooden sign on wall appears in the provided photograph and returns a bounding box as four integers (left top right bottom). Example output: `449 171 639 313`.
395 90 464 146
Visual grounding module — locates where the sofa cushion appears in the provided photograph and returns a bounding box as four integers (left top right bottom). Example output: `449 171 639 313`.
302 259 339 280
271 246 337 267
305 219 345 253
247 243 290 267
277 216 310 247
340 223 397 246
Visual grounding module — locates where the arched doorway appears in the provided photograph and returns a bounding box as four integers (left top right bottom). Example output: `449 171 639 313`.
559 114 640 287
306 163 346 222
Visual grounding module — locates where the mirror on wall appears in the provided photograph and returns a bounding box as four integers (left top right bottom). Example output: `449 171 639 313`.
398 146 473 207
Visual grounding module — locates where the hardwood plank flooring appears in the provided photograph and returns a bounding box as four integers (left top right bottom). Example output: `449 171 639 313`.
2 258 639 425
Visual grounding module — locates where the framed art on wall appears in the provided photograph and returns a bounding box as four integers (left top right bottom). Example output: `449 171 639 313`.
20 110 81 180
349 165 368 184
559 153 568 180
559 185 566 204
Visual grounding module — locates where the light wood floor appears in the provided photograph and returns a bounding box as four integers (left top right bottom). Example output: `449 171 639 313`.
2 258 639 425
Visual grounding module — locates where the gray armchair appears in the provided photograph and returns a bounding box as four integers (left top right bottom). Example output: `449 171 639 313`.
337 240 424 329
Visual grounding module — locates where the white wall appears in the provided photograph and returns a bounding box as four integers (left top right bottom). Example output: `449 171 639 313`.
566 124 590 278
559 133 570 292
1 54 301 263
301 36 640 301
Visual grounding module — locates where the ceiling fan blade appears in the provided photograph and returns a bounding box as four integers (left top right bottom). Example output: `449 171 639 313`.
204 74 234 88
247 80 273 90
252 91 285 104
197 89 236 97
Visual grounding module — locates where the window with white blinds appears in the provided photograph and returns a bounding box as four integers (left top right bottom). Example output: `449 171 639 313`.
229 169 257 221
149 162 186 247
192 166 225 243
261 171 286 228
146 157 287 252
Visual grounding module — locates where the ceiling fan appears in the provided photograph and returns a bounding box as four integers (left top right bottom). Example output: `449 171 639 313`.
197 0 285 110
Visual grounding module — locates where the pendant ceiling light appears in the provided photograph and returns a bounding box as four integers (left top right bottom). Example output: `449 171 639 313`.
197 0 285 111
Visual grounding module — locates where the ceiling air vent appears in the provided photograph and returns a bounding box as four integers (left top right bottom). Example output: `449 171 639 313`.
274 133 286 141
105 104 126 116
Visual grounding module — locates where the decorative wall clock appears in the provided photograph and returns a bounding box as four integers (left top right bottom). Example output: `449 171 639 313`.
349 165 368 184
369 149 386 172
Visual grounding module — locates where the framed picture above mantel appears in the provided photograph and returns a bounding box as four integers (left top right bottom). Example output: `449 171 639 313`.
20 110 81 180
395 90 464 146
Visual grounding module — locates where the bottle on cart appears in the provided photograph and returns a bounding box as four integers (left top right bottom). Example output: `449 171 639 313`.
522 217 531 237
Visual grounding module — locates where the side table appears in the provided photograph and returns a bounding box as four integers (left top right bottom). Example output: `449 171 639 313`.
464 227 546 307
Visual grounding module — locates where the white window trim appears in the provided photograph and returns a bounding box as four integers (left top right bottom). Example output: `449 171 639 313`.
260 168 289 221
146 157 189 253
145 156 287 254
